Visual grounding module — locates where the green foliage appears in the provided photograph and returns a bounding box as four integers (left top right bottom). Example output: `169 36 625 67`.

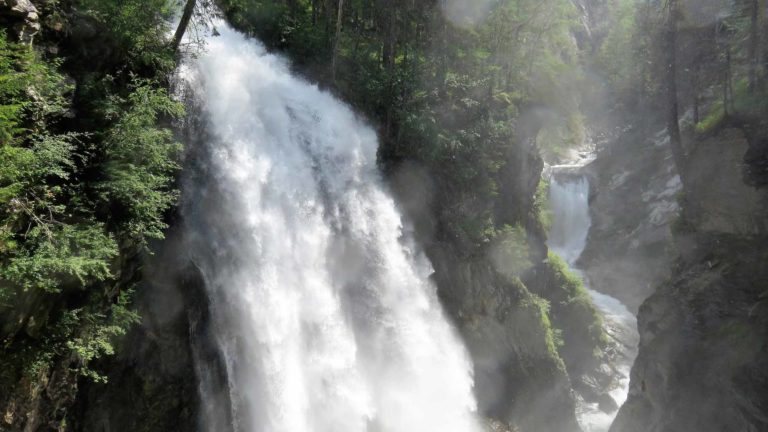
695 102 726 133
694 78 767 133
1 0 184 398
0 32 30 143
98 81 184 245
1 223 117 294
1 289 141 386
594 0 642 100
532 178 553 233
77 0 178 72
530 295 565 358
543 251 607 372
0 36 115 303
536 113 586 161
0 32 70 144
64 290 141 382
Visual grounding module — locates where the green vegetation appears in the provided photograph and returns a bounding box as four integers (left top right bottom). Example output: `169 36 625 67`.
98 81 184 245
593 0 650 106
695 78 765 133
0 0 183 408
532 178 553 233
76 0 178 71
541 252 607 374
695 102 727 134
529 294 565 360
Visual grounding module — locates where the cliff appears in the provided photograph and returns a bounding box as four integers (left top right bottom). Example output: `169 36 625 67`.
610 124 768 432
579 125 680 313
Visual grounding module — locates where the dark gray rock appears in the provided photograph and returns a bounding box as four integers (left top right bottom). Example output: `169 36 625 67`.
611 235 768 432
611 125 768 432
597 393 618 413
579 126 680 312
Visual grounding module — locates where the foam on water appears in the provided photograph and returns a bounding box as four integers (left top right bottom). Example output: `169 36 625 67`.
179 22 480 432
547 172 639 432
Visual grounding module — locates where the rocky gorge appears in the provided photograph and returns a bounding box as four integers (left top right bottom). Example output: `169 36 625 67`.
1 0 768 431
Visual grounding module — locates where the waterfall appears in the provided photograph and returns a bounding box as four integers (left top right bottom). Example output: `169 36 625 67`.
177 23 480 432
548 176 591 265
547 172 638 432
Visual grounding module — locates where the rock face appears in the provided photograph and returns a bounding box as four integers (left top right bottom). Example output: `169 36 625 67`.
431 246 581 432
0 0 40 42
611 126 768 432
390 117 587 432
578 126 680 312
70 232 207 432
684 128 766 235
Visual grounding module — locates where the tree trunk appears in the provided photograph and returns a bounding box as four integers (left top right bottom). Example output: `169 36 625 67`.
172 0 197 52
439 18 449 95
763 0 768 83
693 63 700 125
382 8 397 72
331 0 345 82
749 0 760 90
664 0 687 186
725 45 735 114
380 3 397 141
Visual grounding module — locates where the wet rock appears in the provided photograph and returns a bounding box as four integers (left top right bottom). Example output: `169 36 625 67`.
597 393 618 413
72 229 211 431
484 418 518 432
578 126 679 312
430 245 581 432
612 235 768 432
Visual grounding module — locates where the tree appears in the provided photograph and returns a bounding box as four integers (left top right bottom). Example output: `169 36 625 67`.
747 0 760 90
172 0 197 51
331 0 344 81
663 0 687 186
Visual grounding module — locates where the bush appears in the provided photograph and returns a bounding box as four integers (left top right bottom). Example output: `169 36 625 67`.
532 178 553 233
0 0 184 394
540 252 607 375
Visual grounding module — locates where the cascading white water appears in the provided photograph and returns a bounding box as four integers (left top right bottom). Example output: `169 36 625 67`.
548 176 592 264
178 22 480 432
547 172 638 432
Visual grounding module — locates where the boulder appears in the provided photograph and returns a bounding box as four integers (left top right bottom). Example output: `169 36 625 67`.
1 0 40 43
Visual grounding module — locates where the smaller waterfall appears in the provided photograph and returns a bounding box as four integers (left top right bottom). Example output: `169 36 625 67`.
548 177 591 264
547 172 638 432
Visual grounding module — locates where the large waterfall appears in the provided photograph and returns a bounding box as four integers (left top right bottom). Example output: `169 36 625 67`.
547 170 638 432
178 23 480 432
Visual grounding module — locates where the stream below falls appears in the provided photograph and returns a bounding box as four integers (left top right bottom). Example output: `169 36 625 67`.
547 168 640 432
